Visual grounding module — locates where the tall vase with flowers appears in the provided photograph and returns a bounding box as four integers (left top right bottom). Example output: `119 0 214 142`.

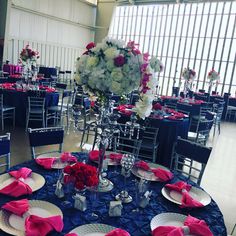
75 38 163 191
207 68 220 95
19 45 40 82
181 68 196 99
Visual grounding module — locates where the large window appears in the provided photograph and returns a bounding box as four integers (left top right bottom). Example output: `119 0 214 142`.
109 1 236 96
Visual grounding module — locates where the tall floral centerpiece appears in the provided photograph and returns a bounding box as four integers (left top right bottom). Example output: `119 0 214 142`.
182 67 196 98
207 68 220 94
75 38 162 191
19 45 40 81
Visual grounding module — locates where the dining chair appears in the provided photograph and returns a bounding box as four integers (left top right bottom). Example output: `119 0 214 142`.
58 71 65 82
65 70 72 88
28 126 64 159
171 137 212 185
0 91 15 131
46 90 72 128
0 133 11 172
212 101 225 136
188 112 214 145
138 122 159 162
26 90 46 131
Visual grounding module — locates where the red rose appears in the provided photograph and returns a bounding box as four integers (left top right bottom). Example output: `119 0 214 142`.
86 42 96 50
64 165 73 174
114 55 125 67
75 181 84 190
153 103 162 110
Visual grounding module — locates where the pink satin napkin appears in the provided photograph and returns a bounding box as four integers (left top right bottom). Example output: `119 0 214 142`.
135 161 173 182
152 215 213 236
35 158 56 169
165 181 204 208
109 153 123 163
105 228 130 236
153 103 162 110
2 199 29 216
25 215 63 236
9 167 32 179
0 168 33 197
89 150 106 161
61 152 77 163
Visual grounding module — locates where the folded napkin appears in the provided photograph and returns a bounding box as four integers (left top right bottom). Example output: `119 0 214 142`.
135 161 173 182
105 228 130 236
166 115 182 120
61 152 77 163
35 158 56 169
2 199 29 216
89 150 106 161
152 215 213 236
9 167 32 179
0 180 32 197
119 109 133 116
109 153 123 162
165 181 204 208
25 215 63 236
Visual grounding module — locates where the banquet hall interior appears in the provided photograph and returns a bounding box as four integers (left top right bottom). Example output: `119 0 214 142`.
0 0 236 235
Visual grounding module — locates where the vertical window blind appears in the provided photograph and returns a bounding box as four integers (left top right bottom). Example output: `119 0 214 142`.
109 1 236 96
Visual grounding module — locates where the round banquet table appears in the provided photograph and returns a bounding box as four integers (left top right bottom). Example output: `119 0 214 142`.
0 154 227 236
2 89 59 126
118 114 189 168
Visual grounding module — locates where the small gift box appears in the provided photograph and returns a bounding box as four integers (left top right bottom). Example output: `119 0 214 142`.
73 193 87 211
109 201 123 217
55 180 64 198
139 191 152 208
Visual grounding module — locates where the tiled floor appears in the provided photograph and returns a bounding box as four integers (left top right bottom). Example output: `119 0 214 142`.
0 121 236 234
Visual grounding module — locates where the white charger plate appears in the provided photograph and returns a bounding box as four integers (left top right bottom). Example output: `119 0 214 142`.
150 213 195 236
69 223 116 236
0 200 63 236
131 163 169 181
36 152 68 169
161 186 211 206
0 172 45 193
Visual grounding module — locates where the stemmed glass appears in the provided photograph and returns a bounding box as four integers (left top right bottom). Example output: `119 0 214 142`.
115 154 135 203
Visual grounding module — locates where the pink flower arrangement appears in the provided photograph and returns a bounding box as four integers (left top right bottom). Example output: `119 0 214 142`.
208 68 220 82
63 162 98 190
20 45 39 62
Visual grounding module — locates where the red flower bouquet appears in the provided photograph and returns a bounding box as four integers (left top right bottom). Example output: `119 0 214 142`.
63 162 99 190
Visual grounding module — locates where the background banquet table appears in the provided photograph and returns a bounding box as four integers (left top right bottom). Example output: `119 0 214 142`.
2 89 59 126
118 114 189 168
0 154 227 236
38 66 57 78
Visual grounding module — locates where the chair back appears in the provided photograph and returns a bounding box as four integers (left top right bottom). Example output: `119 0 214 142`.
0 93 3 109
27 91 46 112
0 133 10 172
172 137 212 185
56 82 67 90
199 89 205 93
172 87 179 97
176 102 193 115
28 127 64 159
113 124 144 157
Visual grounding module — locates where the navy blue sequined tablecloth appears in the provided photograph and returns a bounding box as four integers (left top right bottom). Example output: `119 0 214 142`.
0 153 227 236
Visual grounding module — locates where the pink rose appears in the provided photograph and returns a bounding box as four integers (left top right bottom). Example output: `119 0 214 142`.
86 42 96 50
114 55 125 67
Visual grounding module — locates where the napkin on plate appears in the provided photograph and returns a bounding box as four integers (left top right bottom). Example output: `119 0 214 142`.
9 167 32 179
152 215 213 236
0 180 32 197
152 103 162 110
165 181 204 208
89 150 106 161
109 153 123 162
2 199 29 216
105 228 130 236
25 215 63 236
152 168 174 182
135 161 173 182
61 152 77 163
35 158 56 169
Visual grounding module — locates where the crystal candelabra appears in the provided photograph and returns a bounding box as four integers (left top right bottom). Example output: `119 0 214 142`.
90 95 140 192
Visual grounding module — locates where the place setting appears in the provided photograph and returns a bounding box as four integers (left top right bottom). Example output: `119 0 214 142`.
0 167 45 197
0 199 63 236
35 152 78 169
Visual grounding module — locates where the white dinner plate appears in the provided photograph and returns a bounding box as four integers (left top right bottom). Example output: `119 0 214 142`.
69 223 116 236
0 200 63 236
0 172 45 193
161 186 211 206
131 163 169 181
36 152 68 169
150 212 195 236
